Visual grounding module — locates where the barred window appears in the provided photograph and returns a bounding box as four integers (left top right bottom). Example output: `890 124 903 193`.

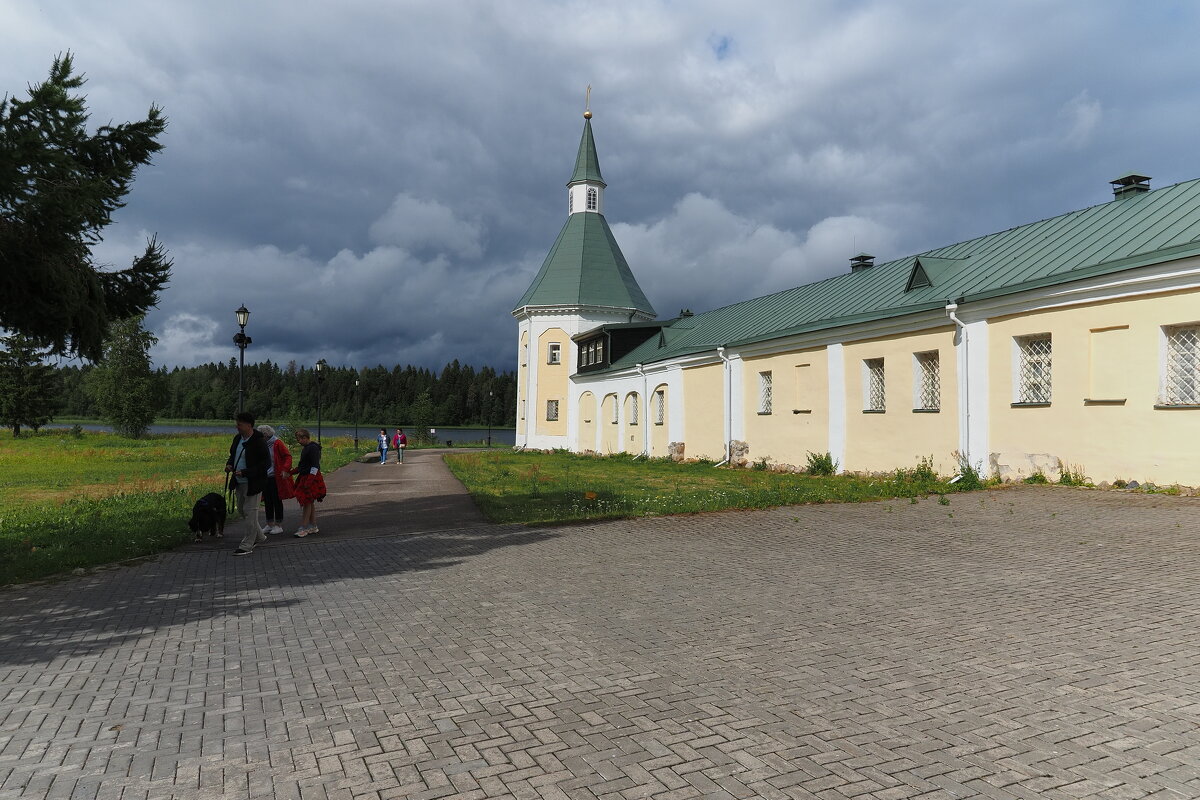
758 371 773 414
1017 335 1052 403
629 394 639 425
547 342 561 365
864 358 885 411
586 187 597 211
546 400 559 421
1163 325 1200 405
569 192 574 214
610 395 619 424
654 389 665 425
915 351 940 410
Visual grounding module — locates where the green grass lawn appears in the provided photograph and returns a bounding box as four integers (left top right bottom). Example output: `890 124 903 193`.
445 450 976 525
0 430 358 586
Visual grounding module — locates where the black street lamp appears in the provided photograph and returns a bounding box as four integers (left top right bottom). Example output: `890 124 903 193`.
315 359 327 443
487 390 493 448
233 305 251 414
353 375 360 449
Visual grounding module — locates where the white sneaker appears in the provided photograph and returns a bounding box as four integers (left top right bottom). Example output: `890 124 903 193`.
270 525 284 535
293 526 310 538
261 525 273 535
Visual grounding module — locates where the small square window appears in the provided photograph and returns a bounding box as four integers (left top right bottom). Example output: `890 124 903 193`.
864 358 885 411
1163 325 1200 405
1017 335 1052 403
758 371 773 414
914 351 940 410
547 342 561 365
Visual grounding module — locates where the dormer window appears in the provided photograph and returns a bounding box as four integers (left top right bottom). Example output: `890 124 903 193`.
586 187 597 211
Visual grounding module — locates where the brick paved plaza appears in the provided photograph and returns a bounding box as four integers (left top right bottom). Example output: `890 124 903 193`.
3 467 1200 799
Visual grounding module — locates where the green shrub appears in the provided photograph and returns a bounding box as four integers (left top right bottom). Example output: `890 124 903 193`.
912 456 938 483
952 451 985 491
806 451 837 476
1057 460 1090 486
1023 470 1049 484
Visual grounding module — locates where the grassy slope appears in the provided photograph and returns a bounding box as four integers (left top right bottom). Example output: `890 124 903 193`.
445 450 968 526
0 431 358 585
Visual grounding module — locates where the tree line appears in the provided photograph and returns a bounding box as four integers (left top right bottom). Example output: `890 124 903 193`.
53 358 517 429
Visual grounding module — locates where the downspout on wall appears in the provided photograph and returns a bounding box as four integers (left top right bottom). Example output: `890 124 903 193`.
715 346 732 467
634 363 648 458
946 301 969 472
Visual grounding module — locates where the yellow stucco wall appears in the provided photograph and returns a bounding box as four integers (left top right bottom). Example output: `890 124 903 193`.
682 363 725 460
577 391 596 452
989 288 1200 485
535 328 568 436
741 348 829 468
843 327 959 475
600 394 619 453
649 384 670 457
623 392 644 454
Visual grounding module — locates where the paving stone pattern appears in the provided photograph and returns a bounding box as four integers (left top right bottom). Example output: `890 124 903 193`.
3 482 1200 799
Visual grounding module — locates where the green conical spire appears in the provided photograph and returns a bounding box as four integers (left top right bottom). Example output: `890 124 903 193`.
568 118 606 186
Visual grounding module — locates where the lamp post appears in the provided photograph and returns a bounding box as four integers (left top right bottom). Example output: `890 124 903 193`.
487 390 493 448
353 375 360 449
233 305 251 414
315 358 327 443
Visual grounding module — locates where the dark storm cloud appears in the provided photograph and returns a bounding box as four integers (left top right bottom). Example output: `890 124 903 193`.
7 0 1200 371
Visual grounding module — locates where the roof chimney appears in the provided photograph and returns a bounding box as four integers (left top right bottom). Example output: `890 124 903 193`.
1110 173 1150 200
849 252 875 272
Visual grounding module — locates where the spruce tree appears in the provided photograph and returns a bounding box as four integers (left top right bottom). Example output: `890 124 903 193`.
0 333 61 436
0 53 171 361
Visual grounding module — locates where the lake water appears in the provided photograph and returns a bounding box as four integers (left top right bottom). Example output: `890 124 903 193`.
44 422 517 446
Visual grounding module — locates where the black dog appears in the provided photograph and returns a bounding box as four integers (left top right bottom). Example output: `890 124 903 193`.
187 493 227 541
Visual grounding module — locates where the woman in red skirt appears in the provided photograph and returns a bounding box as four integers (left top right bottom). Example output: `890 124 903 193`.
290 428 326 537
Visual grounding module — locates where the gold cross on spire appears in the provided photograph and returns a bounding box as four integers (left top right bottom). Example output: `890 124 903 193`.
584 85 592 119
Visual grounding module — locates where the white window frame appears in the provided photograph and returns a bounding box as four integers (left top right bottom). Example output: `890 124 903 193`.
654 389 665 425
913 351 940 411
546 399 559 421
1161 324 1200 405
586 186 598 211
863 358 885 412
1015 334 1052 404
547 342 561 365
758 371 773 414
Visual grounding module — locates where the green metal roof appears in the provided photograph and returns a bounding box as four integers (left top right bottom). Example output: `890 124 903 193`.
603 176 1200 370
512 212 656 315
568 119 605 186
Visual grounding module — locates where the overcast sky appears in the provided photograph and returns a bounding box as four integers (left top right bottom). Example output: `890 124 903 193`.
7 1 1200 372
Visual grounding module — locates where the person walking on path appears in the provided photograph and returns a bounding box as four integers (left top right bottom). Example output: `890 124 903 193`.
226 411 270 557
393 428 407 464
291 428 326 537
377 428 389 465
257 424 294 535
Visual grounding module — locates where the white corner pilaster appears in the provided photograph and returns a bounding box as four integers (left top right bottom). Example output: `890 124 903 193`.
957 318 990 471
826 343 846 472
